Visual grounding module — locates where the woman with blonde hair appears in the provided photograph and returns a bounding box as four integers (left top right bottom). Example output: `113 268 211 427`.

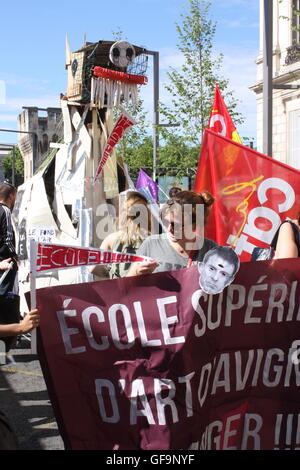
90 190 151 279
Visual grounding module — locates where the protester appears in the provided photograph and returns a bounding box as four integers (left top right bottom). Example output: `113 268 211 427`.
0 182 18 297
127 190 217 276
252 218 300 261
90 190 151 278
0 260 39 451
0 258 12 271
0 256 39 336
168 186 182 198
0 308 39 337
273 219 300 259
0 183 20 348
198 245 240 295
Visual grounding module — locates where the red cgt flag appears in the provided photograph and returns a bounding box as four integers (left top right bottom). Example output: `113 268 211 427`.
194 129 300 261
208 83 242 143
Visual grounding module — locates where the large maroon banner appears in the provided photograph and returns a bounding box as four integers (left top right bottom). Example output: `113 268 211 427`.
36 259 300 450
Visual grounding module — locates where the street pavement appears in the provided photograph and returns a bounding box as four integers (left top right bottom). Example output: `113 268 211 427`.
0 337 64 450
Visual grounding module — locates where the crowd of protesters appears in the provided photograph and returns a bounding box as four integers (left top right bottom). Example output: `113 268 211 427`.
1 179 299 342
0 183 40 337
1 179 300 450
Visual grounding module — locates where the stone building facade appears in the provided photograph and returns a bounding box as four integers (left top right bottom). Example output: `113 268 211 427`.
18 107 62 180
251 0 300 167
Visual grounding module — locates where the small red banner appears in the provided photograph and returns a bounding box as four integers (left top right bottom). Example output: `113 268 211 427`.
35 242 150 272
94 111 135 182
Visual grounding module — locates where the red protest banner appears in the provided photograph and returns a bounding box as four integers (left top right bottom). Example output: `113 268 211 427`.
94 111 135 182
36 259 300 450
35 242 150 272
194 129 300 261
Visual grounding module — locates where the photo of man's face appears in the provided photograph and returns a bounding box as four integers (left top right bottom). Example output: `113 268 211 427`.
198 247 239 295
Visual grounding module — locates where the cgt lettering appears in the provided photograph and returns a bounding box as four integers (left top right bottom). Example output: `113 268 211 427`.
227 177 295 257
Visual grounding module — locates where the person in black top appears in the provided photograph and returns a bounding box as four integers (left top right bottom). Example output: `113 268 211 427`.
0 260 39 450
0 183 20 351
0 182 17 296
273 218 300 259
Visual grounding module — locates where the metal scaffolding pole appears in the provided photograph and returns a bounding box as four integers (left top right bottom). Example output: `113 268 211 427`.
263 0 273 157
144 50 159 181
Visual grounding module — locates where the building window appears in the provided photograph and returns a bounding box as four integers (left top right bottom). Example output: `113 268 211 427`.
288 109 300 169
292 0 300 45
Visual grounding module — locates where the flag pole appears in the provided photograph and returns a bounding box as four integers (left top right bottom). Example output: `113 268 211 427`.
29 239 37 354
206 130 222 245
0 262 13 286
157 184 169 200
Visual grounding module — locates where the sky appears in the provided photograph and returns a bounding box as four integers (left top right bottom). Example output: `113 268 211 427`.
0 0 260 146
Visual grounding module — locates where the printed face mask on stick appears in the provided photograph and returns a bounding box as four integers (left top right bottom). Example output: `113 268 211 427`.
198 246 240 295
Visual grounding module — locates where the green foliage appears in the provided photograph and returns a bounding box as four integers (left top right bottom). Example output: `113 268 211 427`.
114 96 152 179
118 135 153 181
111 27 126 42
119 133 200 180
111 4 244 179
159 134 200 177
2 147 24 186
160 0 244 147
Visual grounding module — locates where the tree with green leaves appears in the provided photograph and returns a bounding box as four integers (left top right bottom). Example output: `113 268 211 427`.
2 147 24 186
160 0 243 151
114 98 153 181
158 135 199 178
